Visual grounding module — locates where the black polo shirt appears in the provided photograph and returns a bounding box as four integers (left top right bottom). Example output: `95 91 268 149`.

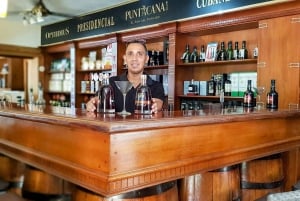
109 72 165 113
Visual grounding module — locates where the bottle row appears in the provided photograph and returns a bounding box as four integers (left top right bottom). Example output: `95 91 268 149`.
97 74 152 115
243 79 278 109
184 73 278 109
181 40 258 63
184 73 238 97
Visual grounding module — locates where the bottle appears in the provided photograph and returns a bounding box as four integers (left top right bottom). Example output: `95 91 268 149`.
190 46 199 63
226 41 234 60
239 41 248 59
207 74 215 96
199 45 206 62
29 88 35 105
243 80 255 108
35 82 46 106
188 79 198 94
98 73 115 113
233 41 239 60
224 76 232 96
181 44 191 63
134 74 152 115
266 79 278 109
217 42 226 61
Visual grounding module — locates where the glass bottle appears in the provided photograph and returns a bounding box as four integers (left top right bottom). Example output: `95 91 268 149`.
181 44 191 63
243 80 255 108
224 76 232 96
98 73 115 113
134 74 152 115
188 79 198 94
266 79 278 109
207 74 215 96
29 88 35 105
190 46 199 63
217 41 226 61
233 41 239 60
199 45 206 62
239 40 248 59
35 82 46 107
226 41 234 60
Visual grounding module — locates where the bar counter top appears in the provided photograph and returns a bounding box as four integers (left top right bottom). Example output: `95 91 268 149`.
1 105 300 196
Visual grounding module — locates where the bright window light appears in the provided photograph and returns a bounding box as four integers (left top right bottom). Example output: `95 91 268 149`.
0 0 8 18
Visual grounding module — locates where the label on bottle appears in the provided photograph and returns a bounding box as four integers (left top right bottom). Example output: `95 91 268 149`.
224 83 231 94
239 49 245 59
233 50 238 60
267 94 278 109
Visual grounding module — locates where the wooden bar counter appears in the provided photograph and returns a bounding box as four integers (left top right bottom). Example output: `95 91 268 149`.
0 105 300 197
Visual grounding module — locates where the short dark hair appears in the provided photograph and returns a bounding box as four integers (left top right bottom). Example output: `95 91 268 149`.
126 39 147 53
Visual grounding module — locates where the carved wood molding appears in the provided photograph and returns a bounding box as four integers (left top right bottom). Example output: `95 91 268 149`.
177 1 300 34
0 44 41 58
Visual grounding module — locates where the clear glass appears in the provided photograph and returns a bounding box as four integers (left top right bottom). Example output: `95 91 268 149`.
114 81 133 116
256 86 265 109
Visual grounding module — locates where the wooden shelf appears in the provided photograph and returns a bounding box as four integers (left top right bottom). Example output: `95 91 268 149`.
77 68 112 73
178 95 243 101
46 91 71 94
177 59 257 67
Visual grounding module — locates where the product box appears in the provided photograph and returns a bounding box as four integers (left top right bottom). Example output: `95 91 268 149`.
230 72 239 97
183 81 189 95
49 80 62 92
62 80 71 92
199 81 207 96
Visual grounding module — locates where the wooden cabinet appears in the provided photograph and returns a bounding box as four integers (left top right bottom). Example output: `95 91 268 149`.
0 57 24 90
40 1 300 110
258 15 300 109
173 25 258 109
42 42 75 107
75 34 118 108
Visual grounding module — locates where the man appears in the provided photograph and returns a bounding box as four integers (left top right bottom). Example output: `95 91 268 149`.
86 40 165 114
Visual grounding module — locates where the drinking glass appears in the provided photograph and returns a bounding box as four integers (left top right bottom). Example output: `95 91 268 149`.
256 86 265 109
114 81 133 116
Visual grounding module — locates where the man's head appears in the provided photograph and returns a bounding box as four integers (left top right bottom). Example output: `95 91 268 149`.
124 40 149 75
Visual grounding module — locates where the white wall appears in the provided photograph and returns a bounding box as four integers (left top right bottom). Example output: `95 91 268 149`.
0 20 41 47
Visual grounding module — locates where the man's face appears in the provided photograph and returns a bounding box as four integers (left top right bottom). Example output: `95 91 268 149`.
124 43 149 74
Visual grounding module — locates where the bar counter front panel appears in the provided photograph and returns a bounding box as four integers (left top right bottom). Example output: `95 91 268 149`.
0 106 300 197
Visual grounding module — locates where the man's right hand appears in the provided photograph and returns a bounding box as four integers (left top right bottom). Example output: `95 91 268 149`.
86 97 99 112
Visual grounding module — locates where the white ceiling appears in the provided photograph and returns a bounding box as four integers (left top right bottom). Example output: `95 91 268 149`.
2 0 136 26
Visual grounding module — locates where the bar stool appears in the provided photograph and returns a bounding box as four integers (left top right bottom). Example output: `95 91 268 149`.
179 165 241 201
72 181 178 201
240 154 284 201
22 166 73 201
0 178 26 201
0 154 25 195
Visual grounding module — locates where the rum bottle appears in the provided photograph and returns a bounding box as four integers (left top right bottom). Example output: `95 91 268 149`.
233 41 239 60
181 44 191 63
199 45 206 62
226 41 234 60
239 41 248 59
98 73 115 113
266 79 278 109
190 46 199 63
207 74 215 96
134 74 152 115
188 79 198 94
243 80 255 107
217 42 227 61
224 76 232 96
